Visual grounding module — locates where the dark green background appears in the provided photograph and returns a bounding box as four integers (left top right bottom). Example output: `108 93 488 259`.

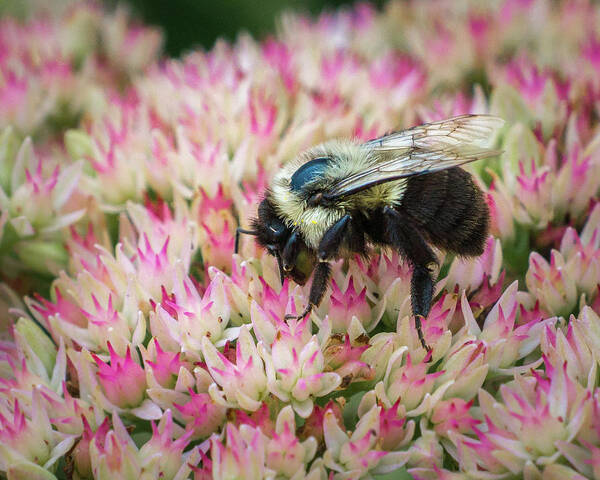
120 0 386 56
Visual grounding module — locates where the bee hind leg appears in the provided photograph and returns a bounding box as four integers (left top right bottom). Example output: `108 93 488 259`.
382 206 437 354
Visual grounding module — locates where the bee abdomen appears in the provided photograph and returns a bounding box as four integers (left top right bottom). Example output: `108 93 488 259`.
401 167 489 256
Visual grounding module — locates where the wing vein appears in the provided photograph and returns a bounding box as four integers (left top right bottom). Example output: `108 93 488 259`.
325 114 504 200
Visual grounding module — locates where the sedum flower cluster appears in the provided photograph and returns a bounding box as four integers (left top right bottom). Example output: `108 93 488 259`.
1 0 600 479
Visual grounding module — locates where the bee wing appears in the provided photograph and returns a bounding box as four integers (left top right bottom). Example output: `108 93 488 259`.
361 114 505 151
324 115 504 200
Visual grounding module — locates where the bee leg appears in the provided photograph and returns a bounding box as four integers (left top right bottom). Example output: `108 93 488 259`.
383 206 437 353
412 267 434 354
285 261 332 320
274 251 286 286
281 231 301 272
307 261 332 310
317 214 351 261
284 215 349 321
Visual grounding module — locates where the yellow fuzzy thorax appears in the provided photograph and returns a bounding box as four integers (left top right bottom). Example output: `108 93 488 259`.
271 139 407 250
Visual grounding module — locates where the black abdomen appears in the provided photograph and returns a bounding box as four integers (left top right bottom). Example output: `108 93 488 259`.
400 167 489 256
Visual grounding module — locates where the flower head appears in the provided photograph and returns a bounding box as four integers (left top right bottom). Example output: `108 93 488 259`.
2 1 600 479
150 273 240 361
0 390 75 472
322 333 374 386
89 411 198 480
320 276 381 333
265 406 319 478
376 348 446 415
202 325 268 411
210 423 268 480
452 357 591 475
430 398 478 438
259 317 341 417
142 338 188 389
173 390 227 440
92 343 146 409
323 405 409 479
0 135 84 275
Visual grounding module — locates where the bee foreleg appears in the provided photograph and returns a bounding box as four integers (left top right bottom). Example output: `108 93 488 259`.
317 214 352 261
282 231 301 272
308 261 332 308
284 261 332 321
382 206 437 353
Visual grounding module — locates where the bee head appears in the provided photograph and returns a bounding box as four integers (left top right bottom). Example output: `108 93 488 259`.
243 196 314 286
246 197 290 283
252 197 291 252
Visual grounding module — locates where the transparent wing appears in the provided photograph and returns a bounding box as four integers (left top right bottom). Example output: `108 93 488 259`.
324 114 504 200
361 114 505 151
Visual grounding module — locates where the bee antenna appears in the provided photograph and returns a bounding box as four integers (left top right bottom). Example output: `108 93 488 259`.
235 227 257 254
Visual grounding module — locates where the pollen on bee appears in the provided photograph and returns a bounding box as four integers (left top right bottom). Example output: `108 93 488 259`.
311 220 317 224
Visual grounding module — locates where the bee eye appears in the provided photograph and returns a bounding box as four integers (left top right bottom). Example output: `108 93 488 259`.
290 156 330 192
267 221 287 241
269 225 284 235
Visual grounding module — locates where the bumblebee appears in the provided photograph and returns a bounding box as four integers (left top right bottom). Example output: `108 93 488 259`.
236 114 504 351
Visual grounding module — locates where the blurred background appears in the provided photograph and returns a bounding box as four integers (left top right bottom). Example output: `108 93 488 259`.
2 0 387 56
120 0 386 55
124 0 389 55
